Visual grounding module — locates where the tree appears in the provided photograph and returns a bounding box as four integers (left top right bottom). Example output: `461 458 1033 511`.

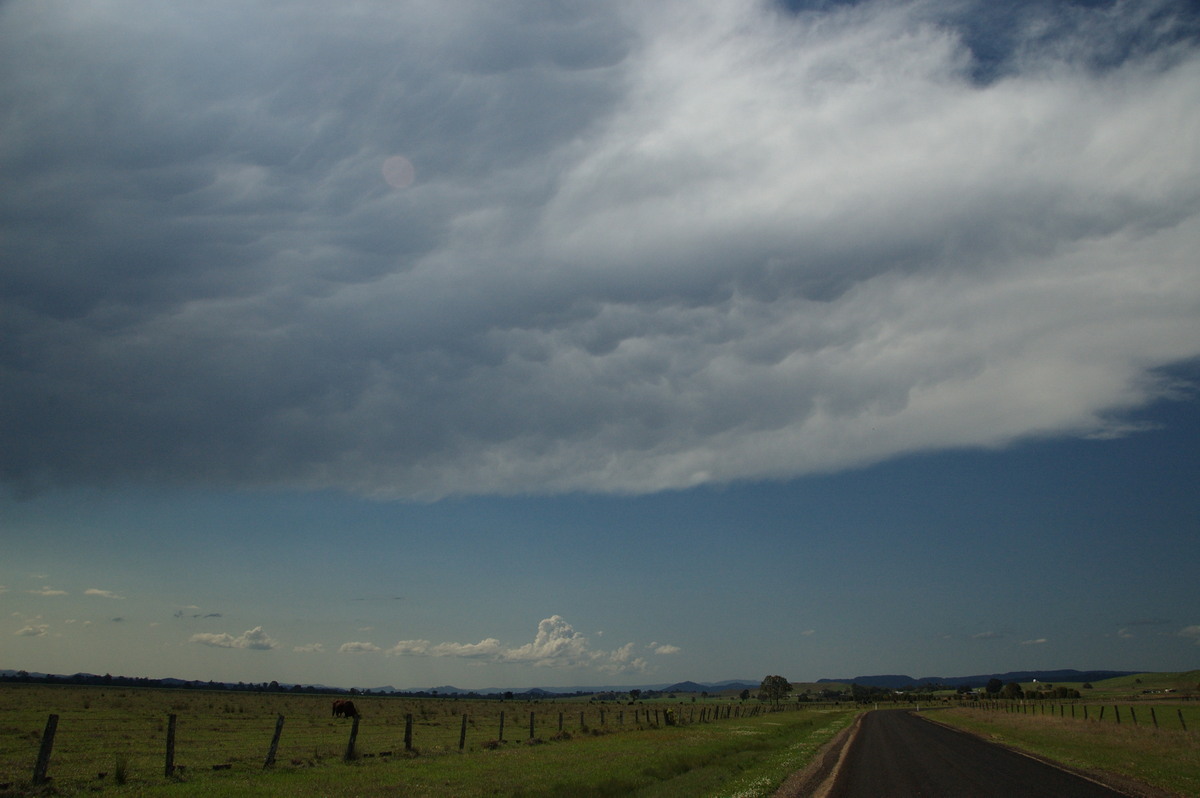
1001 681 1023 700
759 675 791 705
985 678 1003 695
739 688 751 701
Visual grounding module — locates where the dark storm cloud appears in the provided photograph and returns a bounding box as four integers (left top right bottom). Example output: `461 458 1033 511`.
2 0 1199 499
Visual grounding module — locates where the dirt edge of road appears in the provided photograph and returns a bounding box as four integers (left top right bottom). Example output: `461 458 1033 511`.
772 712 864 798
914 712 1180 798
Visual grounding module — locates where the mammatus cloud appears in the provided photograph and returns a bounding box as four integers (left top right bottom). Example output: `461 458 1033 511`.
358 616 678 674
190 626 277 650
1 1 1198 500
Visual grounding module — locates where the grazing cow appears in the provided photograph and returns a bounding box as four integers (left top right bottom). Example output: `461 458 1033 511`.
332 699 359 718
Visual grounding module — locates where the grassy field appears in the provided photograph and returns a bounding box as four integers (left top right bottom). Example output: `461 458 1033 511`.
932 701 1200 796
0 685 858 796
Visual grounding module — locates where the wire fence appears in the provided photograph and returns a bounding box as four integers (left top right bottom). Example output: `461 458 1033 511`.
0 688 807 792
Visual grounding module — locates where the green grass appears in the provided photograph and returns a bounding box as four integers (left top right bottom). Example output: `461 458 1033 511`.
0 685 857 796
1003 669 1200 699
932 703 1200 797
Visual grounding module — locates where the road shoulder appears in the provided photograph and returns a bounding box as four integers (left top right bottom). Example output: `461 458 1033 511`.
773 711 864 798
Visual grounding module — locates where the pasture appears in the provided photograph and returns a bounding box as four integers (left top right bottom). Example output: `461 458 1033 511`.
0 684 858 796
934 699 1200 796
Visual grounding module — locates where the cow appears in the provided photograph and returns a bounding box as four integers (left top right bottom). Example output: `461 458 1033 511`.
332 699 359 718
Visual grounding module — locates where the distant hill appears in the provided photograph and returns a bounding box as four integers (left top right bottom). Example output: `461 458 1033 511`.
817 669 1143 690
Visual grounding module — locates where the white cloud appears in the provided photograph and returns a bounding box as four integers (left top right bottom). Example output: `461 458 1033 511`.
339 641 382 654
190 626 277 650
387 616 661 674
85 588 125 599
15 624 49 637
28 586 67 597
295 643 325 653
1021 638 1048 646
653 644 682 655
1179 625 1200 643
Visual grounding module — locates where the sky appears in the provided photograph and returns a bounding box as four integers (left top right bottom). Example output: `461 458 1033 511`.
2 0 1199 690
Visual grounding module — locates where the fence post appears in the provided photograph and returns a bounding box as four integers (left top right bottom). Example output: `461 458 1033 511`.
404 713 413 751
1130 707 1137 726
164 713 177 778
458 714 468 751
529 711 535 740
558 712 563 732
264 715 285 768
1179 709 1187 732
1150 707 1158 729
498 711 505 742
1115 706 1121 725
344 715 360 761
32 713 58 785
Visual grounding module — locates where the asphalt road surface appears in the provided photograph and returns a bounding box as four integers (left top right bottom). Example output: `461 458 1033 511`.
824 710 1131 798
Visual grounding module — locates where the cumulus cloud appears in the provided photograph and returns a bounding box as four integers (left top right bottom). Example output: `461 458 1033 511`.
1179 625 1200 643
15 624 50 637
295 643 325 653
1 1 1198 500
338 641 382 654
85 588 125 599
28 586 67 597
386 615 669 674
1021 638 1048 646
190 626 277 650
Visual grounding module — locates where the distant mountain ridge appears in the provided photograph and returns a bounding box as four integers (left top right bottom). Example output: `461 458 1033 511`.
817 669 1142 690
3 668 1145 694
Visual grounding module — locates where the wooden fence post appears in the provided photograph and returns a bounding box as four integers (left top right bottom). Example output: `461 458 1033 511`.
404 714 413 751
1115 706 1121 725
32 713 58 785
1178 709 1187 732
528 711 535 741
1130 707 1137 726
498 711 505 742
558 712 564 732
458 714 468 751
264 715 285 768
164 714 177 778
344 715 360 761
1150 707 1158 729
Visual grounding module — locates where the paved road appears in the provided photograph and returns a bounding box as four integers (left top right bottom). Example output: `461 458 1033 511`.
825 710 1131 798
